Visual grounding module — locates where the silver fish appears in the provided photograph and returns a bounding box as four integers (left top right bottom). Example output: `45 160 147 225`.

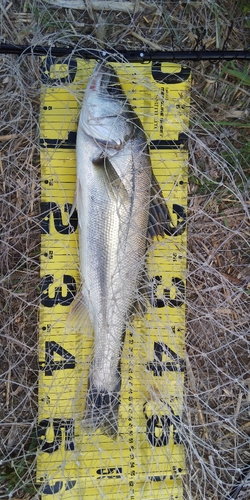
74 62 170 437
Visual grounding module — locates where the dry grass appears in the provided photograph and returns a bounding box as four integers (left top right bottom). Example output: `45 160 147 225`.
0 1 250 498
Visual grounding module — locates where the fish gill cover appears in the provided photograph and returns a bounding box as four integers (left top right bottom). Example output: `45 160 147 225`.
0 2 250 500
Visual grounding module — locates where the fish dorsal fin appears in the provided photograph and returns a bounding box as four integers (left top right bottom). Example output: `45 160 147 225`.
148 172 186 239
148 172 171 239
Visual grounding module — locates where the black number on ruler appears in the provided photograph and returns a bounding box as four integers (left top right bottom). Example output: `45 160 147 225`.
40 56 77 85
149 203 186 237
172 415 182 445
144 404 182 447
146 415 171 447
40 274 76 307
151 63 191 84
163 204 186 236
39 341 75 376
147 342 185 375
150 276 185 308
38 418 75 453
41 202 78 234
96 467 122 479
41 480 76 494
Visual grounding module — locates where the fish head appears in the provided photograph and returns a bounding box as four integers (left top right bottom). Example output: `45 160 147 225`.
79 63 134 149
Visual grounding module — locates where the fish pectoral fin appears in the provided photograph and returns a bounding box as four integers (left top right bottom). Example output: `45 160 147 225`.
66 290 92 335
93 154 129 192
148 172 184 239
92 154 107 168
93 154 119 182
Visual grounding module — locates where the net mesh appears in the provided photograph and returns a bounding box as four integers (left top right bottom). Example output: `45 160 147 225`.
0 1 250 499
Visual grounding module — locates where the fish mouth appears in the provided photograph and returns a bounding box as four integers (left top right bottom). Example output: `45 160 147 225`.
89 62 103 92
89 62 121 96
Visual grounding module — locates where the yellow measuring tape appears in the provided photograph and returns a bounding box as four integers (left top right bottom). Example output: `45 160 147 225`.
37 58 190 499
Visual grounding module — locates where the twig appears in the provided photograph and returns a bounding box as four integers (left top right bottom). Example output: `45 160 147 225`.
0 333 34 352
0 153 5 193
6 365 11 410
208 455 219 500
129 30 163 51
85 0 94 20
215 421 250 442
186 354 209 440
44 0 148 13
0 421 35 426
0 134 19 141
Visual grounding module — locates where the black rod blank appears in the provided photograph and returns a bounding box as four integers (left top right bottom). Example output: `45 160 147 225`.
1 43 250 62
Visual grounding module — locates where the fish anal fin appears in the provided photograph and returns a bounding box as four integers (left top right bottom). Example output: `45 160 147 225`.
66 290 92 335
69 177 83 219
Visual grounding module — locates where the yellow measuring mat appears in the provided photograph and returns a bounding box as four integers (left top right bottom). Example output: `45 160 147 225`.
37 57 191 499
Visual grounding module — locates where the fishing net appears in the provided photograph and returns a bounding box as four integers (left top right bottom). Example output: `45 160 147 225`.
0 1 250 499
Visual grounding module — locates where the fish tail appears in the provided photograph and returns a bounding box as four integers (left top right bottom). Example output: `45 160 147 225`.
82 381 121 438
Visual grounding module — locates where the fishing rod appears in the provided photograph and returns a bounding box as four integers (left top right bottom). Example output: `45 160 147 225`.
1 43 250 62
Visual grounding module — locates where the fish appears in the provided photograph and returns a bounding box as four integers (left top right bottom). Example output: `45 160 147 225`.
73 62 174 437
